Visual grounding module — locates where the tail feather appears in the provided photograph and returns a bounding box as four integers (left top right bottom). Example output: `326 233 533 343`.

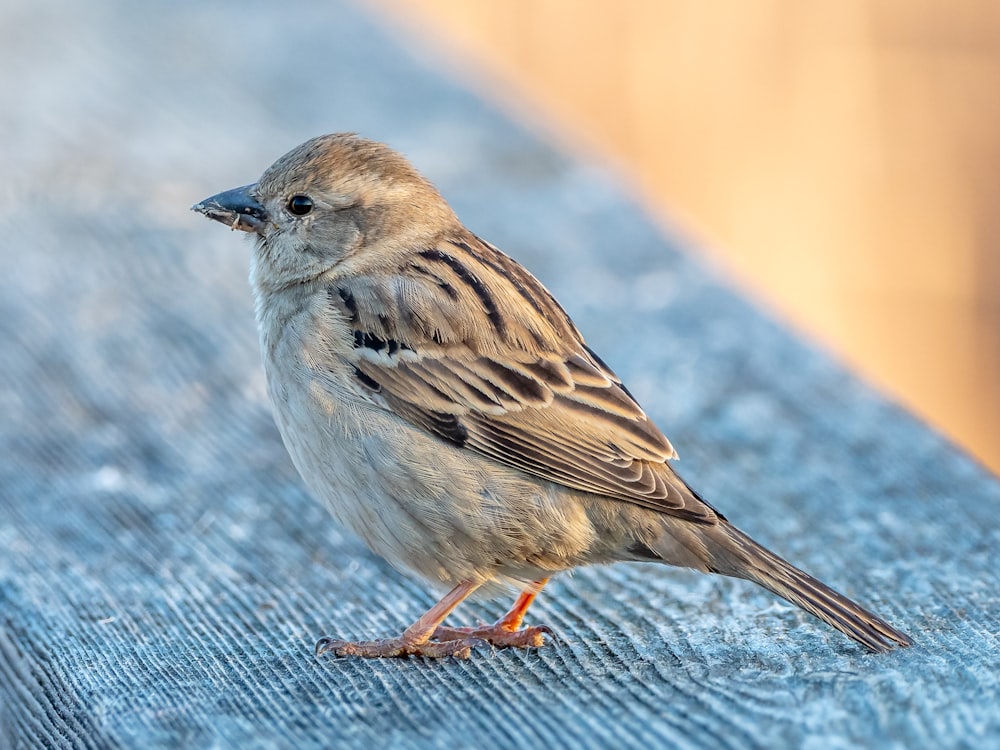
707 523 912 652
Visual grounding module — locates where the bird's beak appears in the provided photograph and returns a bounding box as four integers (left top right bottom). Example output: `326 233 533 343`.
192 184 269 236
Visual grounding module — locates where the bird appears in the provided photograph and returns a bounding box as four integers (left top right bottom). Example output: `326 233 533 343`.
193 133 912 659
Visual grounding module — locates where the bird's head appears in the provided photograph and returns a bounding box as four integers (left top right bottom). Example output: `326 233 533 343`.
193 133 458 292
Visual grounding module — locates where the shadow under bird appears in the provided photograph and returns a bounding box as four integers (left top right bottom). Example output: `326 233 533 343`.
193 133 912 659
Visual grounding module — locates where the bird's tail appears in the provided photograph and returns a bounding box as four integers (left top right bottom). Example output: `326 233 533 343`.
705 522 912 652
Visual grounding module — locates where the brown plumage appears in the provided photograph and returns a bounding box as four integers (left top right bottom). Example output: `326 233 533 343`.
194 133 912 658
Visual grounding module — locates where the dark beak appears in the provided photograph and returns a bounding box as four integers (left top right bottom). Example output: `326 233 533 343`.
192 184 269 236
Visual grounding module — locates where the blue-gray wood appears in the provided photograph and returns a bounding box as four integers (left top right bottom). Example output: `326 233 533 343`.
1 1 997 747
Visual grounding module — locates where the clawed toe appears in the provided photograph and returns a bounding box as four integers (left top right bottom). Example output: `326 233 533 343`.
315 635 480 659
315 622 552 659
432 623 552 649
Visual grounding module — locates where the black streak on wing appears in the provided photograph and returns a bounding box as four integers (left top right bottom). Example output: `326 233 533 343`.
408 262 459 300
583 343 641 403
520 359 574 390
478 360 549 404
353 367 381 392
384 394 468 448
453 239 548 319
352 331 413 355
361 332 386 352
456 237 578 339
426 411 468 447
627 540 664 561
418 249 505 337
556 394 672 454
336 287 359 322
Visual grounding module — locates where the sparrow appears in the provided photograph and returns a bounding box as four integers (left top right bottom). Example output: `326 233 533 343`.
193 133 912 659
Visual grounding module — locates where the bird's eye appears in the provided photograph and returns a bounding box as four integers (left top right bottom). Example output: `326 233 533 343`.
287 195 314 216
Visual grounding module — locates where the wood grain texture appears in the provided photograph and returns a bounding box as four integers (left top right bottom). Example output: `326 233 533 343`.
0 1 997 748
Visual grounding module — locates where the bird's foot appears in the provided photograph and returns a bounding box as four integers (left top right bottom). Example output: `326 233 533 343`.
432 622 552 649
315 635 481 659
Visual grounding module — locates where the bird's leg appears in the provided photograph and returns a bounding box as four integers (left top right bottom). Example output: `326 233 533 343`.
315 580 483 659
432 578 552 649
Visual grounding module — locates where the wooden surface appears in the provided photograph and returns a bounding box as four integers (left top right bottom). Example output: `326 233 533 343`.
381 0 1000 476
1 0 999 747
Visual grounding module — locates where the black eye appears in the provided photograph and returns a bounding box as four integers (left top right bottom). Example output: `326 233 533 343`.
287 195 313 216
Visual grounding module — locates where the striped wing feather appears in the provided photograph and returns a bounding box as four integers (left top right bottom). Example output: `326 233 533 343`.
336 234 718 524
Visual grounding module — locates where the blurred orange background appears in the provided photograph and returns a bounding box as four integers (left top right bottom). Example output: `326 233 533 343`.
377 0 1000 475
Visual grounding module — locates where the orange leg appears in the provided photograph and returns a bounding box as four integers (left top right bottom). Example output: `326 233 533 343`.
315 580 483 659
432 578 552 649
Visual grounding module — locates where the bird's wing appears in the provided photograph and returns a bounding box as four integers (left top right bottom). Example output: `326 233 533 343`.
330 234 719 524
